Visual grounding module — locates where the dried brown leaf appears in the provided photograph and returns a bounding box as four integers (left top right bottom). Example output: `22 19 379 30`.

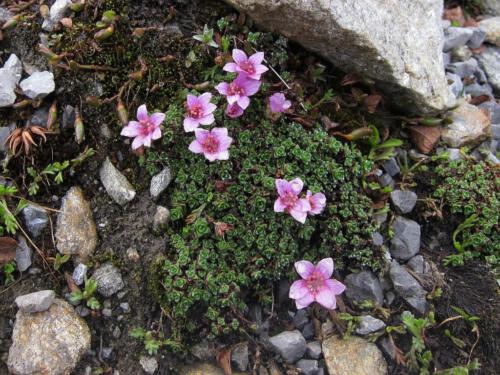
409 125 441 154
216 347 232 375
64 272 81 293
0 237 17 264
363 94 382 113
469 94 491 106
60 17 73 28
341 73 362 86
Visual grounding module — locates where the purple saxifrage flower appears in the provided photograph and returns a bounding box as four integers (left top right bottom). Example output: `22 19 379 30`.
289 258 346 310
273 178 311 224
269 93 292 113
225 102 244 118
223 49 268 80
120 104 165 150
306 190 327 215
215 74 261 110
183 93 217 132
188 127 233 162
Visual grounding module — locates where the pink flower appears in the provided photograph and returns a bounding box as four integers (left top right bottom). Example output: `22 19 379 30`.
188 127 233 162
273 178 311 224
225 102 244 118
306 190 327 215
223 49 268 80
215 74 261 110
269 93 292 113
289 258 346 310
120 104 165 150
183 93 217 132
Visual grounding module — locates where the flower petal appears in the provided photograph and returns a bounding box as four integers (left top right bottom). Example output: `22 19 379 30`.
183 117 200 132
198 92 212 105
151 127 162 140
275 179 290 196
142 134 152 148
289 279 309 299
295 292 314 309
325 279 346 295
216 82 230 96
294 260 315 279
198 114 215 126
137 104 148 122
232 49 247 64
188 139 203 153
131 135 145 150
211 127 228 137
223 62 237 72
249 51 264 65
289 178 304 195
187 94 198 108
215 150 229 160
121 121 141 137
315 284 337 310
244 79 261 96
290 207 308 223
237 96 250 109
150 113 165 127
205 103 217 114
274 198 286 212
316 258 334 279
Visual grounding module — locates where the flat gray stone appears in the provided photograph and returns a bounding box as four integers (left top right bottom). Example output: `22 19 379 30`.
382 157 400 177
464 83 493 98
20 71 55 99
442 101 491 148
344 271 384 306
8 299 90 375
269 330 306 364
231 343 249 371
323 336 387 375
296 359 319 375
100 157 136 206
390 190 418 214
21 204 48 238
443 27 473 51
476 46 500 93
15 235 32 272
0 55 22 108
92 263 124 297
483 0 500 16
55 187 98 262
390 216 421 261
451 45 472 62
355 315 386 335
467 27 486 49
446 72 463 98
223 0 454 114
479 101 500 123
72 263 88 286
153 206 170 230
479 17 500 46
389 261 428 314
447 58 478 78
150 167 172 201
306 341 322 359
15 290 55 313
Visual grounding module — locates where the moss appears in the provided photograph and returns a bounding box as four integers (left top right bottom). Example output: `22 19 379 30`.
432 159 500 264
148 102 377 341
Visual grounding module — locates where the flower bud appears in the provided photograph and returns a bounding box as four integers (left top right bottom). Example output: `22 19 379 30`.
94 25 114 42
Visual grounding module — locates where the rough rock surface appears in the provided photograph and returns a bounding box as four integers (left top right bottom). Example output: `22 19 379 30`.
15 235 32 272
92 263 124 297
476 46 500 93
21 204 49 238
355 315 387 335
390 190 418 214
389 261 428 314
223 0 453 114
19 71 55 99
390 216 421 261
344 271 384 306
268 330 306 363
55 187 98 262
180 363 246 375
442 101 491 147
479 17 500 46
7 299 91 375
150 167 172 200
0 54 22 108
100 157 136 205
483 0 500 16
42 0 72 31
15 290 55 313
323 336 387 375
